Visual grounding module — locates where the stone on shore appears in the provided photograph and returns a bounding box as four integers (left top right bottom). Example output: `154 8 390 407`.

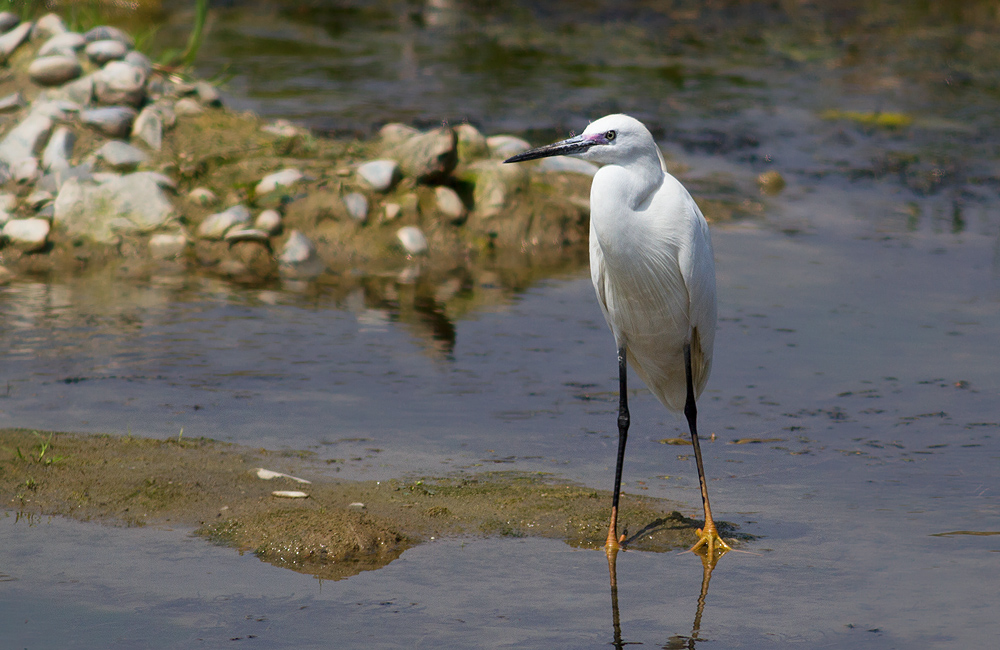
54 173 177 243
224 228 269 243
85 39 127 64
131 105 163 150
27 190 53 209
12 157 40 184
94 140 148 171
256 168 304 195
434 185 466 222
83 25 134 48
31 99 80 121
388 127 457 183
123 50 152 76
32 14 67 40
42 126 74 172
0 113 53 166
383 203 401 222
0 91 24 113
378 123 420 145
255 209 282 235
93 61 146 106
0 12 18 34
38 162 92 193
43 74 93 105
469 159 529 218
455 123 489 162
197 205 251 240
174 97 203 116
3 218 50 252
357 159 399 192
195 81 222 106
0 193 16 212
396 226 427 254
80 106 136 138
342 192 368 222
0 22 32 60
278 230 324 278
188 187 218 206
37 32 86 57
28 55 82 86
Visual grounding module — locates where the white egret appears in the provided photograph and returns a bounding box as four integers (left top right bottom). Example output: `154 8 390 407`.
505 114 730 556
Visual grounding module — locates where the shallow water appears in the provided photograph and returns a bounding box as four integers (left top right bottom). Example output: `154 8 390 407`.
2 211 998 647
3 1 1000 647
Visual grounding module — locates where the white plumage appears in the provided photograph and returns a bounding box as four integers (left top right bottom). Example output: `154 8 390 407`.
505 114 730 557
583 114 716 414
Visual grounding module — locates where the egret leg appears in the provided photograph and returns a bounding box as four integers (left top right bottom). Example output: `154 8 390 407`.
684 342 731 557
606 346 629 553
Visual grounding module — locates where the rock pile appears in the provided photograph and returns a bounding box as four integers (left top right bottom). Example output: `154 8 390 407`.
0 12 218 271
0 11 597 285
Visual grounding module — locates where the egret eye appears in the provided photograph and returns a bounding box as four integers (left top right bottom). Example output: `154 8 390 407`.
605 130 617 141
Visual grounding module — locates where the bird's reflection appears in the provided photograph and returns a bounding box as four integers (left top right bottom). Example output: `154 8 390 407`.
606 545 727 649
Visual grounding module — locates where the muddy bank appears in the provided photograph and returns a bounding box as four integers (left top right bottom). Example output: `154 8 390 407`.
0 429 743 580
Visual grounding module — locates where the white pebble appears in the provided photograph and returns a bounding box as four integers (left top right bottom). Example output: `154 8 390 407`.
188 187 217 206
271 491 309 499
254 209 282 234
278 230 316 265
85 39 127 64
356 159 399 191
435 185 466 220
396 226 427 254
3 218 49 251
342 192 368 222
174 97 203 115
255 468 312 484
256 168 303 195
197 204 250 240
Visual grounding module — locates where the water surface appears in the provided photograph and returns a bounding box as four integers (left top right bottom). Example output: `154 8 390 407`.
1 2 999 647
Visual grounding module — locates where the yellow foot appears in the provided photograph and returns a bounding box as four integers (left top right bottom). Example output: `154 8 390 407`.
689 526 732 558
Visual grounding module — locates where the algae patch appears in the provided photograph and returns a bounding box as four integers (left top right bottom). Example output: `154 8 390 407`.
0 429 735 581
820 109 913 129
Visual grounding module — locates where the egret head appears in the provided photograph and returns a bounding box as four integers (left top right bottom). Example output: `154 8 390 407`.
504 114 658 167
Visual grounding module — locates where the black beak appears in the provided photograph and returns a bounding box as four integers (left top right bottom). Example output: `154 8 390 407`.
504 134 593 164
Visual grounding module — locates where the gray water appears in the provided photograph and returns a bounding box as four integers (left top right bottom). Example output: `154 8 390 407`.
2 207 997 648
3 2 1000 648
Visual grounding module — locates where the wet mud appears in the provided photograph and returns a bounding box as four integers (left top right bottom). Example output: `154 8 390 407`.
0 428 742 580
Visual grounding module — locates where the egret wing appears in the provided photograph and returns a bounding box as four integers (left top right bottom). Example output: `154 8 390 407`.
589 219 617 344
676 192 717 396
